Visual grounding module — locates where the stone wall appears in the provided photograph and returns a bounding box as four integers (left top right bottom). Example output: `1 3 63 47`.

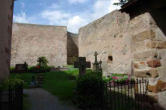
79 11 132 75
11 23 67 67
0 0 14 80
79 9 166 110
132 9 166 109
67 32 78 64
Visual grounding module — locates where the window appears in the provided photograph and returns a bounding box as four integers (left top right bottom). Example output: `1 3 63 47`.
108 56 113 62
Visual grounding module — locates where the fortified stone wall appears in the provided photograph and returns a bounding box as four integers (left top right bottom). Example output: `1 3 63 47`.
11 23 67 67
79 11 132 75
79 9 166 109
67 32 78 64
0 0 14 80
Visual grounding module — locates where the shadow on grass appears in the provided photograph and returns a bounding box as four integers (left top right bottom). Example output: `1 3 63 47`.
42 70 79 104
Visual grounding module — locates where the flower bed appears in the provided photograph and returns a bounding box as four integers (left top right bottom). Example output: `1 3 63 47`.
103 73 134 86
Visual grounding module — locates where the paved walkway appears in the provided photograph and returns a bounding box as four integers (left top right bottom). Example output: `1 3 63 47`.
24 88 79 110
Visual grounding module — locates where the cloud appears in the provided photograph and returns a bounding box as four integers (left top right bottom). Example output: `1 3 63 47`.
68 0 87 4
13 12 29 23
67 16 88 33
14 0 120 33
41 10 71 25
92 0 120 20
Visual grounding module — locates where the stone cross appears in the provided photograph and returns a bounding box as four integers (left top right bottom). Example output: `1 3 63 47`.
74 57 91 76
94 51 98 64
93 51 99 72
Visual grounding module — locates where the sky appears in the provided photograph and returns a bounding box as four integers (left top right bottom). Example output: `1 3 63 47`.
13 0 120 33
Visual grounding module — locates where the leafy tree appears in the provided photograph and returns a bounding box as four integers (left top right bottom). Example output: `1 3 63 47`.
113 0 130 6
37 56 48 67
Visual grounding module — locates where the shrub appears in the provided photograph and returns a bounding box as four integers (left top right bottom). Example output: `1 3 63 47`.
0 78 24 90
28 66 52 73
74 72 105 109
103 73 134 83
37 56 48 67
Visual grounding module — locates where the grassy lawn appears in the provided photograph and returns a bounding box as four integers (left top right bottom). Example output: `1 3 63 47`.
23 94 31 110
10 66 79 103
10 73 36 88
42 69 79 102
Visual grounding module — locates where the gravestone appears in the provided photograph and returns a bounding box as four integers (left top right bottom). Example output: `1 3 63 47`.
15 62 28 73
74 57 91 76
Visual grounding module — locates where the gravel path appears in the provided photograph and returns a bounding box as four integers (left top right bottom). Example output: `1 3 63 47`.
24 88 79 110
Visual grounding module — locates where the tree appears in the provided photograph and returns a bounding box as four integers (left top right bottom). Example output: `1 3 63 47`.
37 56 48 67
113 0 129 6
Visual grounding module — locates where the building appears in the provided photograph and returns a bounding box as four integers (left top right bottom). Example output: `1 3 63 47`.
0 0 14 80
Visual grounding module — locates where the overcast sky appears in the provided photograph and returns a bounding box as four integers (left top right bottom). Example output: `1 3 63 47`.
13 0 120 33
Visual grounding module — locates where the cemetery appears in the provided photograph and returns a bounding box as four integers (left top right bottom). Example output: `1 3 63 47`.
0 0 166 110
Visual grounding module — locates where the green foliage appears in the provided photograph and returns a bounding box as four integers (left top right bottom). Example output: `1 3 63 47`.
28 66 52 73
113 0 129 6
10 73 36 88
10 66 15 73
37 56 48 67
103 73 134 84
0 78 24 90
42 70 79 102
23 94 31 110
74 73 104 109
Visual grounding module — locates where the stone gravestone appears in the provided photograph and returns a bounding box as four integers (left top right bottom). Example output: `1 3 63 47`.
15 62 28 73
74 57 91 76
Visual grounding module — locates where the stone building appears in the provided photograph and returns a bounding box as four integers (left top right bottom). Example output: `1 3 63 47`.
11 23 78 67
0 0 14 80
79 0 166 109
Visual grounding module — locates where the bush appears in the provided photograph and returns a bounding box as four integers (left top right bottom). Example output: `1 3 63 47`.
103 73 134 84
37 56 48 67
28 66 52 73
0 78 24 90
74 72 105 109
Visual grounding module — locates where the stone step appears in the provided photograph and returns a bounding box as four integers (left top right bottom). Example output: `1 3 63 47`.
133 49 158 60
133 30 155 42
134 68 159 78
146 41 166 49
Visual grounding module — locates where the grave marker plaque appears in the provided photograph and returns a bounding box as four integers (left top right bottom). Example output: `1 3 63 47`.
74 57 91 76
15 63 28 73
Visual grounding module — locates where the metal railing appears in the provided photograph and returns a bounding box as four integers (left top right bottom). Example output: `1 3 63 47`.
103 78 149 110
0 83 23 110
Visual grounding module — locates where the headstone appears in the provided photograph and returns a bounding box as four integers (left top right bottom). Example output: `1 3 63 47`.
74 57 91 76
15 62 28 73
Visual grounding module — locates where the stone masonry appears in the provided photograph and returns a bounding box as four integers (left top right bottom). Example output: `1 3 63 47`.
11 23 78 67
79 2 166 109
0 0 14 80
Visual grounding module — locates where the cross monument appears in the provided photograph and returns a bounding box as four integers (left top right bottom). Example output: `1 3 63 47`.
74 57 91 76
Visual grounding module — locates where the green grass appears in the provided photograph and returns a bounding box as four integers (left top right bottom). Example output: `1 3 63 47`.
42 69 79 102
10 73 37 88
10 66 79 103
23 94 31 110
